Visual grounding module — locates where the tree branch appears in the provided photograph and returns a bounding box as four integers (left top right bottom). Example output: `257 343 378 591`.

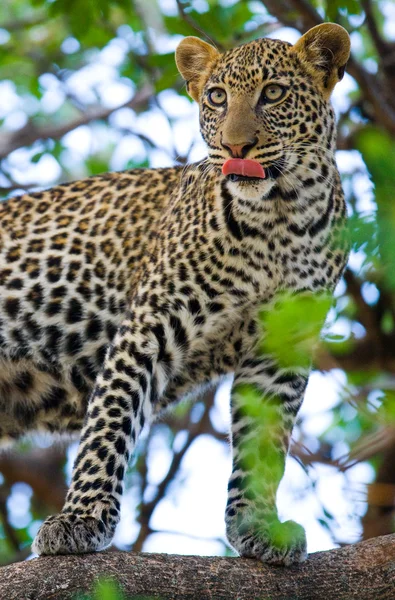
1 534 395 599
133 396 215 551
0 447 67 513
363 437 395 540
2 14 47 32
284 0 321 28
347 56 395 136
343 268 383 356
360 0 391 64
175 0 224 50
0 84 153 160
259 0 320 31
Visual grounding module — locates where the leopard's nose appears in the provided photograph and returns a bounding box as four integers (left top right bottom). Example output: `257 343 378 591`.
221 137 258 158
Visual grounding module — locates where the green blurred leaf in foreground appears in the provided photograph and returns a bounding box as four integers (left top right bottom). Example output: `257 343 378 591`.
75 577 159 600
357 127 395 290
232 384 306 552
258 292 332 369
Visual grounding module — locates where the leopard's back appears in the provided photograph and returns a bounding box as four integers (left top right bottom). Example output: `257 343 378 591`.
0 167 181 440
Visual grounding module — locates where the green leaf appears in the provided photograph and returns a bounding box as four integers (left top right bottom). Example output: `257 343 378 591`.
259 292 332 368
378 391 395 424
31 151 45 164
357 127 395 290
324 0 362 21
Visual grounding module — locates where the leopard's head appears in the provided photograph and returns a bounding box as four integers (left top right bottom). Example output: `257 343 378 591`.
176 24 350 199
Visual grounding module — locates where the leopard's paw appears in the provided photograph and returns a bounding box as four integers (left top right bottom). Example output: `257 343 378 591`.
32 513 111 556
227 516 307 566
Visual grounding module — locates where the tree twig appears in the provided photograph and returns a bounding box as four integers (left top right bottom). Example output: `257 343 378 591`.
132 397 215 551
0 447 67 513
175 0 224 50
2 14 47 32
360 0 391 64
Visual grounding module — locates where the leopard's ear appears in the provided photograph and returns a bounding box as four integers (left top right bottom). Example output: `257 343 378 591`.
292 23 350 97
175 37 219 102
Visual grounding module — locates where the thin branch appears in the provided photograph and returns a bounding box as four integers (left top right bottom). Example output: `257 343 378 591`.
0 84 153 160
343 268 382 356
360 0 391 63
132 395 215 551
2 14 47 32
0 183 40 196
347 56 395 135
147 526 227 547
284 0 321 29
342 426 395 470
0 447 67 513
363 437 395 540
175 0 224 50
258 0 320 30
232 21 283 44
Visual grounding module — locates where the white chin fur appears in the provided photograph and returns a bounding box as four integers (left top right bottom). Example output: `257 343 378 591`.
226 177 276 201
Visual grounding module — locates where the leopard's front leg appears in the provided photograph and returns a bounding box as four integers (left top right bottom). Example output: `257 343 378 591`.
225 354 309 566
33 311 177 555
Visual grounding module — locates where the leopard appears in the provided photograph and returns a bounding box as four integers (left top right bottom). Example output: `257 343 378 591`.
0 23 350 566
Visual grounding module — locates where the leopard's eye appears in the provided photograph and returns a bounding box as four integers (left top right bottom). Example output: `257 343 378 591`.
261 84 287 104
207 88 227 106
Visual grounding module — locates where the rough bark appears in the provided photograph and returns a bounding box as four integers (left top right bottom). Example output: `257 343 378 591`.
2 533 395 600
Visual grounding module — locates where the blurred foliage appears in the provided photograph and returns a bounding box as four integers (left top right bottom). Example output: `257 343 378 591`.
0 0 395 576
357 127 395 289
259 292 332 369
76 578 158 600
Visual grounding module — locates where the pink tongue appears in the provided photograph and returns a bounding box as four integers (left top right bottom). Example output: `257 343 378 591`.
222 159 265 179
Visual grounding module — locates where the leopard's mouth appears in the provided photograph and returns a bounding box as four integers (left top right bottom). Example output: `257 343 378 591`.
226 160 285 183
227 174 263 183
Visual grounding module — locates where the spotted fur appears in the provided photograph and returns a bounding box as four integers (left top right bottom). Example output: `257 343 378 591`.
0 24 350 565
